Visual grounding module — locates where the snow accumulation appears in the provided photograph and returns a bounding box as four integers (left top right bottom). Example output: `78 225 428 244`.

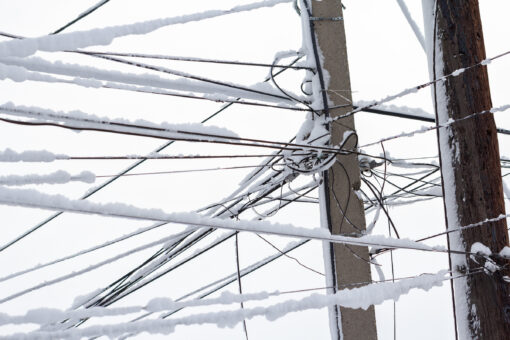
395 0 426 50
421 0 473 337
0 0 293 59
0 185 441 252
0 62 73 84
354 100 435 120
470 242 491 257
0 221 157 283
0 56 300 103
0 101 240 140
500 246 510 258
70 288 105 310
0 170 95 186
0 148 66 162
503 179 510 201
0 230 192 305
0 270 448 339
360 102 510 149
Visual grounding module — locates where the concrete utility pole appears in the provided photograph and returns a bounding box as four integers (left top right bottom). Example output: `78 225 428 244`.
308 1 378 339
428 1 510 338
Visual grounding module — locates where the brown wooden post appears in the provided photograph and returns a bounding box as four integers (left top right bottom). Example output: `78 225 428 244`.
430 1 510 338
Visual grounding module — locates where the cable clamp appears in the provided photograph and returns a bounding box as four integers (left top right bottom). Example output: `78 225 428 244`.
359 156 382 171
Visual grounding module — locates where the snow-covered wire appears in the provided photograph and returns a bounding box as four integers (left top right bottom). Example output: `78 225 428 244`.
51 0 112 34
0 222 167 284
0 230 192 304
0 185 463 254
0 170 95 186
0 0 295 58
0 55 303 254
331 49 510 123
361 103 510 148
0 270 451 340
75 50 313 70
395 0 426 50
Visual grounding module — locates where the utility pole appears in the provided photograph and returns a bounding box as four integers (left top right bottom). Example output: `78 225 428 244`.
424 1 510 338
307 1 378 339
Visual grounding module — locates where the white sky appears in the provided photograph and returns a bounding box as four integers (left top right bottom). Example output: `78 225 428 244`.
0 0 508 339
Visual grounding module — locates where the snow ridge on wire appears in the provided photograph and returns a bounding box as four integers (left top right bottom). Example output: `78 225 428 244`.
0 0 293 58
0 185 441 252
0 101 239 140
0 170 95 186
0 270 448 340
0 148 67 162
361 103 510 147
0 56 300 104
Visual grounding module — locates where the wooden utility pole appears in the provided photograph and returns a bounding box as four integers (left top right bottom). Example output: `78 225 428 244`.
307 1 378 339
427 1 510 338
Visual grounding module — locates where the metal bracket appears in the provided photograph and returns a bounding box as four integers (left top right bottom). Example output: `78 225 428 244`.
309 16 343 21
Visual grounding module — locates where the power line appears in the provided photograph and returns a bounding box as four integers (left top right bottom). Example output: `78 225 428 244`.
75 50 313 70
0 55 304 253
356 105 510 136
51 0 112 34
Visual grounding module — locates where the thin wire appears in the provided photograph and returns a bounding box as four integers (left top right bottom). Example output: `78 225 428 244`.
256 234 324 276
85 53 297 103
332 48 510 123
1 112 420 165
0 230 191 304
379 143 398 340
66 153 293 160
76 187 317 329
364 168 440 211
1 191 490 256
101 85 310 110
0 114 344 154
51 0 112 34
75 50 313 70
0 55 304 254
360 103 510 148
3 268 490 331
155 240 311 320
0 32 310 111
330 160 362 233
0 222 167 284
72 174 307 317
0 101 227 253
20 268 489 340
235 234 249 340
95 164 278 178
362 176 400 238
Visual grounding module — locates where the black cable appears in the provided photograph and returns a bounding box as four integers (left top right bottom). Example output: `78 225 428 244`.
81 185 318 332
52 0 111 34
364 168 440 211
87 53 296 103
235 234 249 340
0 24 240 253
355 105 510 137
361 176 400 239
74 175 294 312
370 170 441 198
75 50 313 70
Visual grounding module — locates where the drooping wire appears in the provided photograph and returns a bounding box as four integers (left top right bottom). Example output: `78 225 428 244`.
75 50 313 70
0 55 305 253
235 234 249 340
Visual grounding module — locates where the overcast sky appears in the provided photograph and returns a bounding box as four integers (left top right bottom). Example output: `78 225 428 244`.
0 1 508 339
